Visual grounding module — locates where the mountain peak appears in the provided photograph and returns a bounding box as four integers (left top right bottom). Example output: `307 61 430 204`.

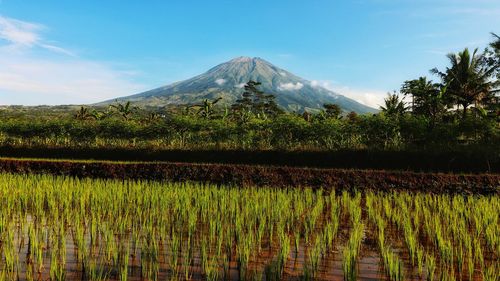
103 57 377 113
228 56 268 64
229 56 253 63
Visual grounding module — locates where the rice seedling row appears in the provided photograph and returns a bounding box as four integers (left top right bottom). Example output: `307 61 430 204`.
0 173 497 281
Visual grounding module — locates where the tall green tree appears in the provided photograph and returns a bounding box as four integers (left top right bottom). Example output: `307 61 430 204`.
491 33 500 53
380 92 407 117
482 33 500 79
231 80 282 120
401 77 449 124
431 48 499 119
322 103 343 119
488 33 500 117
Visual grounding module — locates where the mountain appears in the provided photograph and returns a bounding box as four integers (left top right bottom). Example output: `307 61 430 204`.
103 57 377 113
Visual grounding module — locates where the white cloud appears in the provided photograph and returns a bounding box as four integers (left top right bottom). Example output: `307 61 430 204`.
0 54 146 105
38 43 76 56
278 82 303 91
311 80 386 109
0 15 145 105
279 71 287 76
310 80 321 88
0 15 41 46
0 15 74 55
235 83 246 88
215 78 226 86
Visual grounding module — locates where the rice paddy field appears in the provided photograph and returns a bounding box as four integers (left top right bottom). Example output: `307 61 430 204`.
0 173 498 281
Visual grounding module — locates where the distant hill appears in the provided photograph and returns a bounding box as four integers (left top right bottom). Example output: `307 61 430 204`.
101 57 377 113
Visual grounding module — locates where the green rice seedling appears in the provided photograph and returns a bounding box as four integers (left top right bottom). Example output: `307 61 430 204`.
50 247 65 281
483 263 498 281
403 219 418 265
131 226 141 259
3 227 19 280
169 232 180 273
309 236 324 277
467 249 474 281
416 246 425 276
439 266 457 281
342 220 364 281
205 255 220 281
183 238 193 281
278 234 291 276
216 227 224 256
436 233 454 265
201 237 209 275
257 217 266 253
118 241 130 281
25 264 34 281
35 235 44 274
294 229 301 254
264 258 283 281
378 228 385 252
473 237 484 270
269 223 275 248
237 233 253 278
27 223 37 266
342 246 356 281
86 258 109 281
455 242 464 275
425 254 436 281
323 221 338 252
381 246 404 281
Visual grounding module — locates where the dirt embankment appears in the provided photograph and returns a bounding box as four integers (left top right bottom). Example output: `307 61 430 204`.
0 158 498 195
0 146 497 173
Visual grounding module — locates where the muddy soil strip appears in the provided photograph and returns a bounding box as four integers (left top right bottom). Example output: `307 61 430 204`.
0 158 498 194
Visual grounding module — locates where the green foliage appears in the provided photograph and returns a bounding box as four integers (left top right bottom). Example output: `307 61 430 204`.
322 103 343 119
188 97 222 119
380 92 407 117
401 77 449 124
231 80 282 121
109 100 139 121
431 48 499 119
0 106 498 151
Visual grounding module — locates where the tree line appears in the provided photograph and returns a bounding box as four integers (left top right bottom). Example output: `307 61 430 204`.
382 34 499 123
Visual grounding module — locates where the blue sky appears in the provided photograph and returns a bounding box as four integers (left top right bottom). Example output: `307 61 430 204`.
0 0 499 107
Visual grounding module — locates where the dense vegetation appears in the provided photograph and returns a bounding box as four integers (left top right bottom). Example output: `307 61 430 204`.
0 173 497 281
0 35 498 153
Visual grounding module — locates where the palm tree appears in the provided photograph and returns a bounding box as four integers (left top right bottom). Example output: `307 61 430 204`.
491 32 500 81
491 33 500 52
431 48 499 119
89 108 112 120
74 106 93 120
109 100 138 121
189 97 222 119
380 92 407 116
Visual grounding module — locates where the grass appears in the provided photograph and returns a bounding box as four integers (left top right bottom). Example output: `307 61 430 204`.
0 173 497 280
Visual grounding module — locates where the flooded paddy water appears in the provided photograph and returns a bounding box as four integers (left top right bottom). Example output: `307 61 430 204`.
0 173 497 281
